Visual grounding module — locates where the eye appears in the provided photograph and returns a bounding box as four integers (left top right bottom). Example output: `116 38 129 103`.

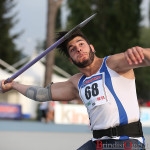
70 48 74 52
80 43 83 46
79 42 84 47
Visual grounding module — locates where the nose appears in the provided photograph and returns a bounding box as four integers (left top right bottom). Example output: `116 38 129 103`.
76 47 81 52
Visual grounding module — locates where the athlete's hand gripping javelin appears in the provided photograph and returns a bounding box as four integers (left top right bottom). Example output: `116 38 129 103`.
0 80 13 93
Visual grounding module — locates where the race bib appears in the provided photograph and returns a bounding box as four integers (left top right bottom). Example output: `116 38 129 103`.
79 73 108 111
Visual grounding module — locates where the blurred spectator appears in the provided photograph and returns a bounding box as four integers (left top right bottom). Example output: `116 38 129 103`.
146 101 150 107
39 102 49 123
138 98 145 106
46 101 55 122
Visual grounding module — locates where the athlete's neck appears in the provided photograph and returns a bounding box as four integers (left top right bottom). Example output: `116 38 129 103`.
78 57 103 77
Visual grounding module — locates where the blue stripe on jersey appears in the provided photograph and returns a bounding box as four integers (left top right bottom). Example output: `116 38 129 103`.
100 57 128 125
78 75 86 89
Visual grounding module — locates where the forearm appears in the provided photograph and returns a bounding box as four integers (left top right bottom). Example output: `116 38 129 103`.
12 82 52 102
12 81 30 95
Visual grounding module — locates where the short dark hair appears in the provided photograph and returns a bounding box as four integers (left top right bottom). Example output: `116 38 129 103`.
56 29 90 58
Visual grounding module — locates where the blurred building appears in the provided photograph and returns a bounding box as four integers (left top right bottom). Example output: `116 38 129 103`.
0 52 69 119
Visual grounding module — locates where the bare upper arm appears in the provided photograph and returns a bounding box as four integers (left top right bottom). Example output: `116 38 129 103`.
51 73 82 101
106 53 135 79
107 53 132 73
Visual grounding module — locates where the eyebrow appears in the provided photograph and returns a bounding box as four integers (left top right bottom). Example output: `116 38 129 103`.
67 39 85 50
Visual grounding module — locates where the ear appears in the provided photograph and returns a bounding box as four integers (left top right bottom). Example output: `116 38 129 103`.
89 44 95 52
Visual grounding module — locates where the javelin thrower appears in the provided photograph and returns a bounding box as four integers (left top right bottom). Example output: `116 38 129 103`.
1 12 148 149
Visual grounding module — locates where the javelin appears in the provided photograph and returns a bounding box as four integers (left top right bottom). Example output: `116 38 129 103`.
4 13 96 84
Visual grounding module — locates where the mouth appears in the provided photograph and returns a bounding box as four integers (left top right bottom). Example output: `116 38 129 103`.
77 55 88 63
78 53 87 58
77 55 86 61
78 54 84 58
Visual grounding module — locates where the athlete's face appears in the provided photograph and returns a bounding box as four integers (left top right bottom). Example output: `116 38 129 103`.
67 36 95 68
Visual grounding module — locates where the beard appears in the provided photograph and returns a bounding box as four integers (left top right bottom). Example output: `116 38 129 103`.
70 46 95 68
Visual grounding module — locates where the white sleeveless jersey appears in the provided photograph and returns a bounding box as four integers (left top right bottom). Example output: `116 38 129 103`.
78 57 144 143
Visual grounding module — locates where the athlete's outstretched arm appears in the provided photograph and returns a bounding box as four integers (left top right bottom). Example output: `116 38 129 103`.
0 77 79 102
107 46 150 73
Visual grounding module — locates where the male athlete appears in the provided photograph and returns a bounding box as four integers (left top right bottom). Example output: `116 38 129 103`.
1 30 149 149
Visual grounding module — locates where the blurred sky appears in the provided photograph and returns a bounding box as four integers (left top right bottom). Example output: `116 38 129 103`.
11 0 149 56
11 0 47 56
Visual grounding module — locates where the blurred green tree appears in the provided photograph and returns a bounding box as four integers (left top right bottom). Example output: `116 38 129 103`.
67 0 142 56
136 26 150 100
0 0 22 65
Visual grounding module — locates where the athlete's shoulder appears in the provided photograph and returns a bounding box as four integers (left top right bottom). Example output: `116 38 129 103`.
69 73 84 87
69 73 83 81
